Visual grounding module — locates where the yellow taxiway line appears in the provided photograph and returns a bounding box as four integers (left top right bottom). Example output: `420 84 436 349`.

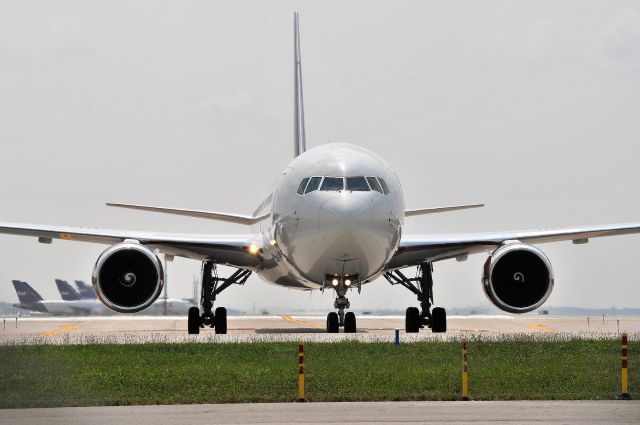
280 314 324 329
42 324 79 337
526 323 558 333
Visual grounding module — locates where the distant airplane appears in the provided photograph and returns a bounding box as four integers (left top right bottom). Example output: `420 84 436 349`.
55 279 193 315
12 280 47 313
75 280 97 300
55 279 82 301
2 13 640 334
12 280 94 315
13 279 193 316
53 279 110 315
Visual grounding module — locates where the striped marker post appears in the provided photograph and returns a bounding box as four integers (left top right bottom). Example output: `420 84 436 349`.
461 338 469 401
618 333 632 400
297 342 305 402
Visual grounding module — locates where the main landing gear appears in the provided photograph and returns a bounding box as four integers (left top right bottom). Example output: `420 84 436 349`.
188 261 251 335
383 263 447 333
326 280 357 333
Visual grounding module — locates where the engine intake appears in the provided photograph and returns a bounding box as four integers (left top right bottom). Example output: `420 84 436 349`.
482 243 554 313
92 242 164 313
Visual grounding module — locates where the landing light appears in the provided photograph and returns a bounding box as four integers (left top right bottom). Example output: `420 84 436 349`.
248 244 260 255
345 279 352 286
331 278 339 287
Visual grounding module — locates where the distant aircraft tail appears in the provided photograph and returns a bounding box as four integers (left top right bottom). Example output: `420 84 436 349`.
75 280 97 300
12 280 44 304
293 11 306 157
55 279 81 301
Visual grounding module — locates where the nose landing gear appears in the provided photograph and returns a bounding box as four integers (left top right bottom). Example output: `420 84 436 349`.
383 262 447 333
326 281 357 333
187 261 251 335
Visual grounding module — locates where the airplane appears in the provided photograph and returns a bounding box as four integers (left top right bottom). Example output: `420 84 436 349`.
53 279 111 315
12 280 47 313
75 280 97 300
54 278 194 315
11 280 95 315
3 12 640 334
55 279 83 301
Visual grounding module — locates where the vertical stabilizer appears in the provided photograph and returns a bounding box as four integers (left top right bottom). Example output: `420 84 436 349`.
294 12 306 157
75 280 97 300
12 280 43 303
55 279 81 301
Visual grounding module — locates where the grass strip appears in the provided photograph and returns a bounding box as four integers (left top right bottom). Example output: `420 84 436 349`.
0 338 637 408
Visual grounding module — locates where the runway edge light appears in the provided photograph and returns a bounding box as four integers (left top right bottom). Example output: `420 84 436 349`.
617 332 633 400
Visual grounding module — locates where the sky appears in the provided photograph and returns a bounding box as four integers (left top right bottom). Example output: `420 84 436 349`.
0 0 639 312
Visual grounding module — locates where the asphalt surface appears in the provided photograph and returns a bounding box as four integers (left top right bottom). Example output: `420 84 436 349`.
2 401 639 424
1 315 638 344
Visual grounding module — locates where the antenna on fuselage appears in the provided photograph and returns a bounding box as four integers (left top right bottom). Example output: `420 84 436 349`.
294 11 306 157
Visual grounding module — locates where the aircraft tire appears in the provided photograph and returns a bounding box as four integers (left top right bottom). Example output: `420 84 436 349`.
188 307 200 335
214 307 227 334
405 307 420 333
431 307 447 333
344 312 357 333
327 312 339 333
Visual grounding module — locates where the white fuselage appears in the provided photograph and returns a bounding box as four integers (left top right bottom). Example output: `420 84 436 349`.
252 143 404 289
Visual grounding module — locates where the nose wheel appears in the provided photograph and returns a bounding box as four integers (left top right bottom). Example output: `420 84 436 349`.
326 284 357 333
385 263 447 333
326 312 339 333
326 311 357 333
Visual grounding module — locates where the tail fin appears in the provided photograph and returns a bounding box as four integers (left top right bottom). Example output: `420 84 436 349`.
12 280 44 304
294 11 306 157
55 279 81 301
75 280 97 300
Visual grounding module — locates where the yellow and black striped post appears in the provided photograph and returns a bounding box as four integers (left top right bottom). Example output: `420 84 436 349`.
461 337 469 400
618 333 632 400
297 342 305 402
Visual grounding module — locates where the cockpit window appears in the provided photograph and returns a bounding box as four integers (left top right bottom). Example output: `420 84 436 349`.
305 176 322 194
297 176 387 194
346 177 370 191
366 177 383 193
378 177 390 195
320 177 344 191
297 177 310 195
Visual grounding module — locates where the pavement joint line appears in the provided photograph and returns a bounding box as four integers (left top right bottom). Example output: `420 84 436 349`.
280 314 324 329
526 323 558 333
41 324 79 337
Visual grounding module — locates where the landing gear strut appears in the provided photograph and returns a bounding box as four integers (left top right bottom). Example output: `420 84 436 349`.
383 263 447 333
187 261 251 335
326 282 357 333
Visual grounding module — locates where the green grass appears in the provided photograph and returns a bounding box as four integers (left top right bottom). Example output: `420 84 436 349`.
0 338 637 408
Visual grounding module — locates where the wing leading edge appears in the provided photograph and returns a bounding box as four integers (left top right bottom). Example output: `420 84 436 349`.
0 221 261 268
390 222 640 270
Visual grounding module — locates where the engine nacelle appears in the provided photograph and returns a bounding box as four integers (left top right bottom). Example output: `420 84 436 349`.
482 243 554 313
92 242 164 313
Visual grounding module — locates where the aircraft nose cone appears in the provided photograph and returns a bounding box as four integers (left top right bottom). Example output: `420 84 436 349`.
318 196 372 247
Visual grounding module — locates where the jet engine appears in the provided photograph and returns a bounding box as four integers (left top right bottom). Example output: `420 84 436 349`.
92 242 164 313
482 243 554 313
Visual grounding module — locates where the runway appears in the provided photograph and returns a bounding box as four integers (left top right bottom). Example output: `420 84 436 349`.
1 314 638 344
2 401 639 424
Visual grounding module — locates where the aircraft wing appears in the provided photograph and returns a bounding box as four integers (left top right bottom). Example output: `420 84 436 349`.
0 222 261 268
389 222 640 270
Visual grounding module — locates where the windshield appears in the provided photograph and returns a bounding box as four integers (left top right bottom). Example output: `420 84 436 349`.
320 177 344 191
346 177 370 191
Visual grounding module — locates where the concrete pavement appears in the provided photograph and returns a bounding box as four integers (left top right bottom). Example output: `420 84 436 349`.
1 401 639 424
